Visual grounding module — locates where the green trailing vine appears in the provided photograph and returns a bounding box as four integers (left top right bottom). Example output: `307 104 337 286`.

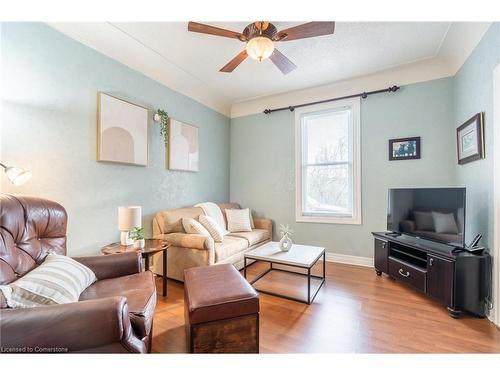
155 109 170 144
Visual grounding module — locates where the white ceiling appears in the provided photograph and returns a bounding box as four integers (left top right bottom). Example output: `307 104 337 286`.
49 22 491 117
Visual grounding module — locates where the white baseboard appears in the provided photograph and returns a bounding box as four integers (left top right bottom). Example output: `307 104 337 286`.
325 252 374 268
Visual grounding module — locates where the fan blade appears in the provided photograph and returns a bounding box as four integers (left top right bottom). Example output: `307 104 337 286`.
275 22 335 41
270 49 297 75
188 22 245 41
220 50 248 72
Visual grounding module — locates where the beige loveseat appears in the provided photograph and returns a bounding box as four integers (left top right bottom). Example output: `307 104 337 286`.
152 203 272 281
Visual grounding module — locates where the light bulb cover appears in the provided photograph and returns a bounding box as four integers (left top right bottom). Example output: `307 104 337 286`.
246 36 274 61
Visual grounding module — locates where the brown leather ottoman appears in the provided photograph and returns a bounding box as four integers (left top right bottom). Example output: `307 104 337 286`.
184 264 260 353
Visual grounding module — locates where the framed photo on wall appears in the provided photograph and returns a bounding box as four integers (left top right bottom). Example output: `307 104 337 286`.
456 112 485 165
168 119 199 172
97 92 149 166
389 136 421 161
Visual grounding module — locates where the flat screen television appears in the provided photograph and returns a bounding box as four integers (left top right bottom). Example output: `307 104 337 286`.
387 187 466 248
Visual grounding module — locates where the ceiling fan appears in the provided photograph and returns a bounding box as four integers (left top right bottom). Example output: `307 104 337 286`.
187 21 335 75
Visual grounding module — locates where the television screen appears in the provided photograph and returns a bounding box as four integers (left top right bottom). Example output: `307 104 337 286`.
387 188 466 248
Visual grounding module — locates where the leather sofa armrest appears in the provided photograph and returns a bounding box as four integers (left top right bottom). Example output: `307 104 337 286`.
0 297 144 353
155 232 214 252
74 252 141 280
254 218 273 238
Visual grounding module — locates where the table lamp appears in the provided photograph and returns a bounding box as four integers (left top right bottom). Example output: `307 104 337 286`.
118 206 142 246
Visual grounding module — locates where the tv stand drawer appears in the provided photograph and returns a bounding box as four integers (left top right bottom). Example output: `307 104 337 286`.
388 257 426 293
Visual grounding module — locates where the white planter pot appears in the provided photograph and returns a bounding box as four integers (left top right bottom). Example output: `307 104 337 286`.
133 239 145 249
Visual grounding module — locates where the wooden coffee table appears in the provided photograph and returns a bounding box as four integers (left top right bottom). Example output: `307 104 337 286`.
101 239 169 297
243 241 326 304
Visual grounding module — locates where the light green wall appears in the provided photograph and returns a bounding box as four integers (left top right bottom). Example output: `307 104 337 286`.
2 22 497 260
230 78 456 258
453 23 500 250
0 23 230 256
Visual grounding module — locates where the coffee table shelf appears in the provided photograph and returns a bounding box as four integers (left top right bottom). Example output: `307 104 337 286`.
243 242 326 304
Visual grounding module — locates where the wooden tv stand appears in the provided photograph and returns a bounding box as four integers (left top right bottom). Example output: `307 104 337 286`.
372 232 491 318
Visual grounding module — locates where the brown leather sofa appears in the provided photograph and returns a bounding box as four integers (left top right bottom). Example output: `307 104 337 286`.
0 194 156 353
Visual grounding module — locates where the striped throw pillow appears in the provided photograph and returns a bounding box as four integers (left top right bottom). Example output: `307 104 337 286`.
226 208 252 233
182 217 211 237
0 253 97 308
199 215 225 242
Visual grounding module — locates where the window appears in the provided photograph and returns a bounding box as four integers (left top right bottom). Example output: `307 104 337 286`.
295 98 361 224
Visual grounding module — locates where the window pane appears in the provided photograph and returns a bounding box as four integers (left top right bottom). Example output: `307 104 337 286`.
303 109 350 164
303 164 353 216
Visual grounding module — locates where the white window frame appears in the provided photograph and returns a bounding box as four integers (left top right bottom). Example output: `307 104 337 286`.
295 97 361 225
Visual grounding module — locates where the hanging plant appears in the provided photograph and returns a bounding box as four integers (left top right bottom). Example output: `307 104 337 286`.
155 109 170 144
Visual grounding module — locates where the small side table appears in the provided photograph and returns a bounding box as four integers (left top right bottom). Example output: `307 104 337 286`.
101 239 169 297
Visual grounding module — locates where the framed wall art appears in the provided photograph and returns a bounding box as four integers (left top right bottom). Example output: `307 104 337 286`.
456 112 485 165
168 119 199 172
97 92 148 166
389 136 421 161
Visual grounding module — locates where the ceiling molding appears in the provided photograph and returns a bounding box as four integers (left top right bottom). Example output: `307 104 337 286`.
48 22 232 117
47 22 492 119
438 22 491 74
230 57 452 118
231 22 492 118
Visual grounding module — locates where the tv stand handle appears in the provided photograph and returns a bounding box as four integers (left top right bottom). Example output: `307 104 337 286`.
398 269 410 278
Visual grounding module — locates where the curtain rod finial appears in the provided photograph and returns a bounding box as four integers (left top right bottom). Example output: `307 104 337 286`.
263 109 271 114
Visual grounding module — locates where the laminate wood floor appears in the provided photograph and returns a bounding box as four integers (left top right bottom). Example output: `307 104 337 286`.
151 261 500 353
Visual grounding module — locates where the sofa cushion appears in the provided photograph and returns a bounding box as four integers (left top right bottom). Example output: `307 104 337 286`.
154 207 204 234
79 271 156 339
219 203 254 229
215 237 248 262
199 215 225 242
182 218 211 237
227 229 270 246
226 208 252 233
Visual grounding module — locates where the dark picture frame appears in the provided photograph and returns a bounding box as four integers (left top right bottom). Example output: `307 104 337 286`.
456 112 485 165
389 136 421 161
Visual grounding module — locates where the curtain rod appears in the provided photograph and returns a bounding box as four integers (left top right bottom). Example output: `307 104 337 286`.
263 85 400 114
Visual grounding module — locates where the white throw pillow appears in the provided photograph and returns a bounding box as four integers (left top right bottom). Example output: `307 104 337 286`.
0 253 96 308
195 202 229 234
199 215 225 242
226 208 252 233
249 210 255 229
432 212 459 234
182 217 211 237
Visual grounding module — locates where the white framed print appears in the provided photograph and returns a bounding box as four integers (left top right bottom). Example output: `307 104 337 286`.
97 93 148 166
456 112 485 165
168 119 199 172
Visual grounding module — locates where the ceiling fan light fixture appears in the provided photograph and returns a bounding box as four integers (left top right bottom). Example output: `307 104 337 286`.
246 36 274 62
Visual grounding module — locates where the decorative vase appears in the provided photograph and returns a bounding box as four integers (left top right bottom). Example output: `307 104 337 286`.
279 234 293 252
133 239 145 249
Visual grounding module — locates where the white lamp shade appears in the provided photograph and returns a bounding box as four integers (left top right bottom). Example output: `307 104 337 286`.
5 166 32 186
118 206 142 231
